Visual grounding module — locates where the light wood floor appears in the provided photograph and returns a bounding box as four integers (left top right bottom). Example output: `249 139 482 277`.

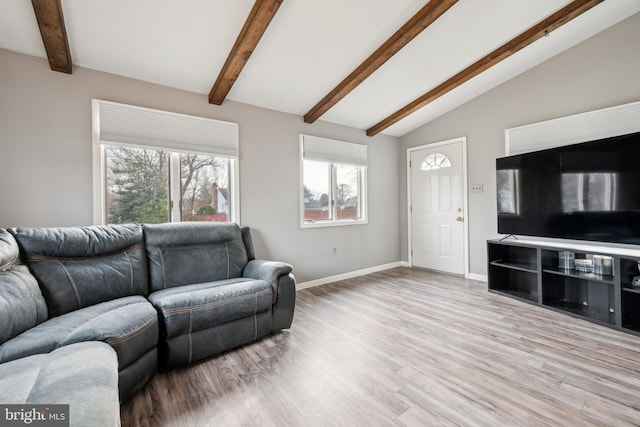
121 267 640 426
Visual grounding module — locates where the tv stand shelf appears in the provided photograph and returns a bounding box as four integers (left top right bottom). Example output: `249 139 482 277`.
488 239 640 335
542 266 615 285
489 260 537 273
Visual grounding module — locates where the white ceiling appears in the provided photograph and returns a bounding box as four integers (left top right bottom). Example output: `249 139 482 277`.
1 0 639 137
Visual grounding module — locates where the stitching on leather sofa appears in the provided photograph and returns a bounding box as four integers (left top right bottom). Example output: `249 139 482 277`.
162 288 271 315
145 238 242 251
188 311 193 364
0 257 20 272
253 293 258 340
105 316 158 346
125 252 134 294
156 249 167 289
24 243 145 262
57 260 82 309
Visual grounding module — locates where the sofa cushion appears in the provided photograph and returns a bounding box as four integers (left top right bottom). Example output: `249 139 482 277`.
0 230 48 345
10 224 148 317
148 278 272 339
144 222 249 292
0 341 120 427
0 296 158 371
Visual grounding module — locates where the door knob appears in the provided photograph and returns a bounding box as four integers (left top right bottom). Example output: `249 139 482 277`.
456 216 464 222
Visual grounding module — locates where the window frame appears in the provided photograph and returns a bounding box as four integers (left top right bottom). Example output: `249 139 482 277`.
92 100 239 225
420 152 452 170
299 135 368 229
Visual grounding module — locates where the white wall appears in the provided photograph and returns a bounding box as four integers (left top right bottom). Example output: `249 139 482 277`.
0 49 401 282
400 12 640 277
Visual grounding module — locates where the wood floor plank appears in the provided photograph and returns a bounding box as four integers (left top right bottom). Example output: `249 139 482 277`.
121 267 640 426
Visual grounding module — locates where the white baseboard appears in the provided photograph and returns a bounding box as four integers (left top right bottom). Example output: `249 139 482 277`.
467 273 488 282
297 261 406 290
296 261 485 290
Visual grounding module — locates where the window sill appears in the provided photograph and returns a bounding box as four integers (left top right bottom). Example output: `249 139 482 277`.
301 219 368 229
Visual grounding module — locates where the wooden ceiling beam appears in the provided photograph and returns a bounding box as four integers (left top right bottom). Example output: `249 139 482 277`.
209 0 283 105
366 0 604 137
304 0 459 124
31 0 73 74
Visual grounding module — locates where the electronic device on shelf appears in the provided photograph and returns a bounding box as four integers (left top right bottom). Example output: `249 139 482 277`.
496 130 640 245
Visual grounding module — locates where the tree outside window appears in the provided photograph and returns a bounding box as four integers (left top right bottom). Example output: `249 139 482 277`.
336 164 360 219
105 146 230 224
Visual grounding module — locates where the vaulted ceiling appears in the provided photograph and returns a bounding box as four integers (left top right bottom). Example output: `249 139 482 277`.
1 0 638 137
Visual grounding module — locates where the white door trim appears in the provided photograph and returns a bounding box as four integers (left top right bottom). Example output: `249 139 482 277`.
407 136 469 278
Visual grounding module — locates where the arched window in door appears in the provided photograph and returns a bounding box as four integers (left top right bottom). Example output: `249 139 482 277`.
420 152 452 171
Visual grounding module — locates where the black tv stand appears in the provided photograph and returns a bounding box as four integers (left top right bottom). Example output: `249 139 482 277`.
487 238 640 335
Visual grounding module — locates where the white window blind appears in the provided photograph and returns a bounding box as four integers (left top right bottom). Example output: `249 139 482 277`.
94 99 239 158
506 100 640 156
301 134 367 166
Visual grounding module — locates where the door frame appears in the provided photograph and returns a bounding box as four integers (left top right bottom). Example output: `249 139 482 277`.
407 136 469 277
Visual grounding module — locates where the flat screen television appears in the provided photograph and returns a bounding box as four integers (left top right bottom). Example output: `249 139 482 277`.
496 130 640 244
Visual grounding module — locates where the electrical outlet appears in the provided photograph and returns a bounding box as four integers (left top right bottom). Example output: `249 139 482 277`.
470 184 483 193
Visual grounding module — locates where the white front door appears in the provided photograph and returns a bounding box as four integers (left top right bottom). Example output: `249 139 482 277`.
410 140 465 275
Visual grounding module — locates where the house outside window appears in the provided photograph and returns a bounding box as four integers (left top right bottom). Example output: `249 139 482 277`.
300 134 367 228
93 100 239 225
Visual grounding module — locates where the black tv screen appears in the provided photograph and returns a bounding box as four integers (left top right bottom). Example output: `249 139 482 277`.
496 131 640 244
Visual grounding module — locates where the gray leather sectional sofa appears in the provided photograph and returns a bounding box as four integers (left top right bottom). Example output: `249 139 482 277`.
0 222 295 426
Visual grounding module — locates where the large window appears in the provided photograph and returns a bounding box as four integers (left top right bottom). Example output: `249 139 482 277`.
104 146 231 223
300 135 367 227
93 100 238 225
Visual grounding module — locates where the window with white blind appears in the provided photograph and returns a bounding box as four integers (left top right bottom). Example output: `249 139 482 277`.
299 134 367 228
92 100 239 225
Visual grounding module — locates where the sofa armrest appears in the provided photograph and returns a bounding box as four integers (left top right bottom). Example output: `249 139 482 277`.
243 260 296 330
243 260 293 297
243 260 295 330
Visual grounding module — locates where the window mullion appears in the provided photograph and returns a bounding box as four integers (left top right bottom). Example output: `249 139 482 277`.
169 153 181 222
331 163 337 221
357 168 363 220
